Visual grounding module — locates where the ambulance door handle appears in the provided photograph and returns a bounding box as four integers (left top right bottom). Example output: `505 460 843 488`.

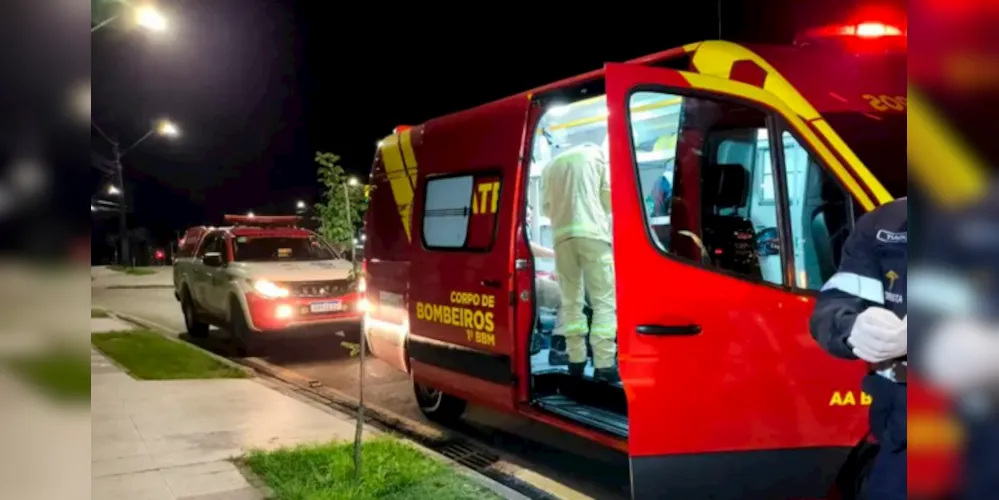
480 279 502 289
636 324 701 336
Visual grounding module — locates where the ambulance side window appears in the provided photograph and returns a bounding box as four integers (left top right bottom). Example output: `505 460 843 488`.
775 131 854 290
422 174 501 251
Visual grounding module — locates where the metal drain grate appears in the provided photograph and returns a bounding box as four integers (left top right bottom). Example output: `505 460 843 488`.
435 438 500 472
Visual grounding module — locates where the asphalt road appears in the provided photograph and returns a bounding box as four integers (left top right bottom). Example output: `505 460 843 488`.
92 286 630 499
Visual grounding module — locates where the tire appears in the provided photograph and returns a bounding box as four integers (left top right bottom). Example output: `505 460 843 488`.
835 440 879 500
413 382 467 424
229 297 256 357
181 290 209 338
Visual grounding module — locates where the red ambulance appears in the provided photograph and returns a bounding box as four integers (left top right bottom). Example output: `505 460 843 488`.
363 20 906 499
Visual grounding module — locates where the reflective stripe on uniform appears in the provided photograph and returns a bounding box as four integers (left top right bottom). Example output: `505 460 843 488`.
820 272 885 304
590 323 616 337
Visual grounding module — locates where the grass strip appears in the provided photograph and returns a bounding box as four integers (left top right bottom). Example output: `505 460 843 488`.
92 329 246 380
108 266 158 276
244 437 501 500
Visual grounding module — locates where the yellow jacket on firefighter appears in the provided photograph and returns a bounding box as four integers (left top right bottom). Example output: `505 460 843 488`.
540 143 612 245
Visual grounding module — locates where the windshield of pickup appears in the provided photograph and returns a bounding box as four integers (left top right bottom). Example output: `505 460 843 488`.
232 235 339 262
824 112 906 199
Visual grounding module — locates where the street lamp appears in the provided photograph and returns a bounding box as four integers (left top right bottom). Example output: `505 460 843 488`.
92 4 168 33
135 6 168 32
157 120 180 138
93 118 180 267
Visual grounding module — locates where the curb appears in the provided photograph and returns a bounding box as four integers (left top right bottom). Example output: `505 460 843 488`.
107 311 255 378
100 285 176 290
100 311 534 499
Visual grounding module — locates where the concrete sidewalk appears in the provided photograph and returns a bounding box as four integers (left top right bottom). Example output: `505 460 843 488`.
92 318 377 499
91 266 174 289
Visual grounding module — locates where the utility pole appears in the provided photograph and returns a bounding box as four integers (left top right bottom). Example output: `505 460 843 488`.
344 183 355 264
94 120 179 266
112 140 130 267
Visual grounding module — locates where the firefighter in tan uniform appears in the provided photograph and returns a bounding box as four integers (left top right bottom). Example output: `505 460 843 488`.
541 142 618 383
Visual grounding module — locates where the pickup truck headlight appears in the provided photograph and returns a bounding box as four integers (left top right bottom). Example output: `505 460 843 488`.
253 279 289 298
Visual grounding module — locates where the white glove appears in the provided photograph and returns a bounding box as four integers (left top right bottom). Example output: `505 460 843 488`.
923 318 999 393
847 307 906 363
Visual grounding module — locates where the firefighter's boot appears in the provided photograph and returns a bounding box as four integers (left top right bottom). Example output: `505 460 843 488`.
548 335 569 366
568 362 586 377
594 366 620 384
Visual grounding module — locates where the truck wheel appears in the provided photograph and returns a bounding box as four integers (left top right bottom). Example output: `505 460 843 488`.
181 291 209 338
834 440 878 500
229 298 256 357
414 382 466 423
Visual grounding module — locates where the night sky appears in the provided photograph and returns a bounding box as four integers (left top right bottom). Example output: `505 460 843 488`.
90 0 895 262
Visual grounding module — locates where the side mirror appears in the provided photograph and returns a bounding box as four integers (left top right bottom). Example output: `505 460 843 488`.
203 252 224 267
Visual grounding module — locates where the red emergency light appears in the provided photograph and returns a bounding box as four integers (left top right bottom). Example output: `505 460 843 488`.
796 3 906 50
154 250 165 259
802 22 906 40
223 214 302 227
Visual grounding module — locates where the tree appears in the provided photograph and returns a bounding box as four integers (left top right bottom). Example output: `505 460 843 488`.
314 151 371 480
313 152 369 251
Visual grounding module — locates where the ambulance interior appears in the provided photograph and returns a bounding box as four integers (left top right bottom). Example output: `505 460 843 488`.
524 92 846 437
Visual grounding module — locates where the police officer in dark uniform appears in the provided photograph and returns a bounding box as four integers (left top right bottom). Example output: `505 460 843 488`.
810 198 908 500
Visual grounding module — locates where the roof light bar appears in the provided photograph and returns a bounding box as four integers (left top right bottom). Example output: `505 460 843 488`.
223 214 302 227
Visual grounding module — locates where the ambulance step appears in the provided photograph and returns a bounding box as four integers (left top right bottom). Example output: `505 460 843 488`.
535 395 629 438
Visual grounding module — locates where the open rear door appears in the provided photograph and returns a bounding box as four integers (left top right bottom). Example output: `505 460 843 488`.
605 62 869 499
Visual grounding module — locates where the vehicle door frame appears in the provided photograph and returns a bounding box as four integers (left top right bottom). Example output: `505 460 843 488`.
192 231 219 306
204 233 234 317
605 62 871 499
196 231 227 316
512 93 563 405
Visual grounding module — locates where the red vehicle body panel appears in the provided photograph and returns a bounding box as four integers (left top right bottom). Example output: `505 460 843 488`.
363 41 905 498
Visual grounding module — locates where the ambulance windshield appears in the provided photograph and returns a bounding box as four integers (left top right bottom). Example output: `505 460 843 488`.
823 112 906 199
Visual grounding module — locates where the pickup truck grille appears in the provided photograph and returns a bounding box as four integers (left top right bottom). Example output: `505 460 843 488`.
292 280 352 298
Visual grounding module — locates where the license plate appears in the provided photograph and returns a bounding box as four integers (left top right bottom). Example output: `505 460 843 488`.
310 301 342 313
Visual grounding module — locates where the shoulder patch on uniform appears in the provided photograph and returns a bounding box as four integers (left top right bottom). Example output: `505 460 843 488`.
876 229 906 244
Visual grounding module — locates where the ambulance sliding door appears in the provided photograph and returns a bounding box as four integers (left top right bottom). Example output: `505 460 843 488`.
604 62 867 499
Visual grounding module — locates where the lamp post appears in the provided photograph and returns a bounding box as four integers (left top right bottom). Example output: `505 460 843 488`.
344 177 359 264
94 119 180 266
